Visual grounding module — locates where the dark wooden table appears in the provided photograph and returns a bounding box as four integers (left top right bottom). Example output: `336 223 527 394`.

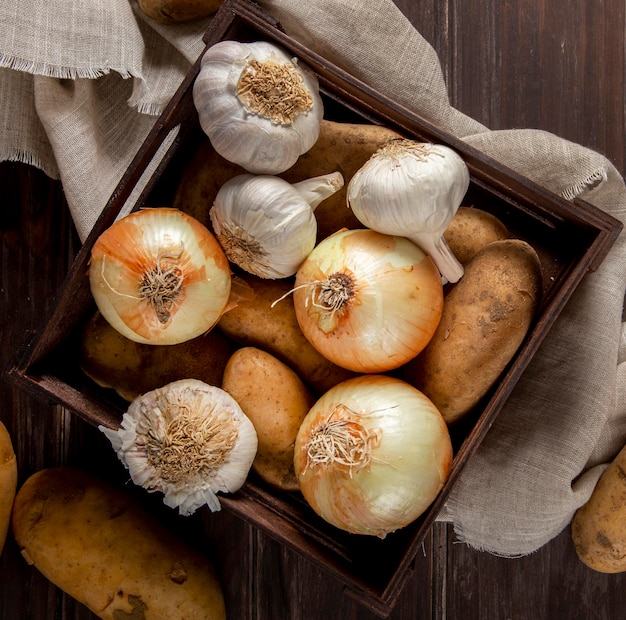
1 1 625 618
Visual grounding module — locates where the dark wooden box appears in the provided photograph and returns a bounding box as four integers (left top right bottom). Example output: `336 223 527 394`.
6 0 622 616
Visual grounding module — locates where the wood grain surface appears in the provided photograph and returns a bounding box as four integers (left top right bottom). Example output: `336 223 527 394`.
1 1 625 618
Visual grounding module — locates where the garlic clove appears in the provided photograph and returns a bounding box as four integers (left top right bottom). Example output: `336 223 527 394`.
210 172 344 279
193 40 324 174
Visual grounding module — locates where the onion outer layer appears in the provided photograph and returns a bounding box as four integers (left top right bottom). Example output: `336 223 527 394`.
293 374 453 538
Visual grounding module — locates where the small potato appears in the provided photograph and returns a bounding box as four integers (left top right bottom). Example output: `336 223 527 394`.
444 206 510 265
217 274 357 395
80 311 235 401
12 467 226 619
173 119 404 240
138 0 222 23
571 443 626 573
222 347 314 491
403 239 542 424
0 420 17 556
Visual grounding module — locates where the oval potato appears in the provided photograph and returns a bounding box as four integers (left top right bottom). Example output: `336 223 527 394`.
80 311 235 401
173 119 404 241
571 443 626 573
0 420 17 556
217 274 357 395
222 347 314 491
403 239 542 424
444 206 510 265
12 467 226 619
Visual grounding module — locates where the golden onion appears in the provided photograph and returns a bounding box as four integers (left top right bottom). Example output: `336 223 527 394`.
89 208 231 345
294 375 453 538
292 228 443 373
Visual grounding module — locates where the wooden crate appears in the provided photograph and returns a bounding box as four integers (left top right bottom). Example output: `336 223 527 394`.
6 0 622 616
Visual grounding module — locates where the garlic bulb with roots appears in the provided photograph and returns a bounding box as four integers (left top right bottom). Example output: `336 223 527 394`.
192 40 323 174
210 171 344 279
347 139 470 283
99 379 258 516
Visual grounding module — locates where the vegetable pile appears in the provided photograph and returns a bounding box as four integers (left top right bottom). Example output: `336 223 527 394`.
80 39 544 539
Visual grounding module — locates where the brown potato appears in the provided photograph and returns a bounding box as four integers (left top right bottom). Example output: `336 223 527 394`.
137 0 222 23
217 274 357 395
173 119 404 241
571 443 626 573
403 239 542 424
444 206 510 265
222 347 314 491
12 467 226 619
0 420 17 556
80 311 235 401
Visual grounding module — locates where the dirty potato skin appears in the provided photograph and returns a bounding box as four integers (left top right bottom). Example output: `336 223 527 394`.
217 274 357 395
80 311 235 402
403 239 542 424
444 206 510 265
222 347 315 491
12 467 226 619
137 0 222 23
173 119 404 241
571 443 626 573
0 421 17 556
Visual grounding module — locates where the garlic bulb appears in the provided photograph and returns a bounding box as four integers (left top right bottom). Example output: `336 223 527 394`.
193 40 324 174
210 171 344 279
347 140 470 283
99 379 258 516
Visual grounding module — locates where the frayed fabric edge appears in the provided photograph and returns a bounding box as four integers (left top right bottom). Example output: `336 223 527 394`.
0 148 60 180
561 168 608 201
127 97 167 117
0 53 137 80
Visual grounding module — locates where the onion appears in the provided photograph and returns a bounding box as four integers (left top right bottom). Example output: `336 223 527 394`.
291 228 443 373
293 375 453 538
89 208 232 345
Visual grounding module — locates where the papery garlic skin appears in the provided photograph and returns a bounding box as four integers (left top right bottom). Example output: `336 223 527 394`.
193 40 323 174
210 172 344 279
99 379 258 516
294 375 452 538
347 140 470 283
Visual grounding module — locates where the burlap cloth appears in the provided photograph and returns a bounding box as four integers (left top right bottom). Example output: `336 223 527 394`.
2 0 625 557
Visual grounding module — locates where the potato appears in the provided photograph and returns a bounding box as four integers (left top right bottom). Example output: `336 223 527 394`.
444 206 510 265
217 274 357 395
403 239 542 424
173 119 404 241
0 420 17 556
222 347 314 491
12 467 226 619
571 443 626 572
137 0 222 23
80 311 235 401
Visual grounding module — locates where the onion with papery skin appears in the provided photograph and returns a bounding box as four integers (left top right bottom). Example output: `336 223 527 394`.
294 374 452 538
89 208 231 345
291 228 444 373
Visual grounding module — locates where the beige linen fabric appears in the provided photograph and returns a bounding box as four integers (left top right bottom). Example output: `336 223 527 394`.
1 0 625 556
